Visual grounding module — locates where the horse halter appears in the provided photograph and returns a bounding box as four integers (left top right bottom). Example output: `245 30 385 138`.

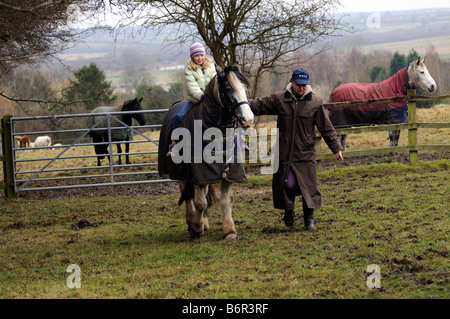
217 78 250 127
229 100 251 112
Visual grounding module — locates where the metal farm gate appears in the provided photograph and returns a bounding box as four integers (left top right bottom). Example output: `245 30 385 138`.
1 109 173 199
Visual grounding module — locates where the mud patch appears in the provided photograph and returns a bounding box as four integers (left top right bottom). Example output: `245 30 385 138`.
71 218 100 230
262 226 300 234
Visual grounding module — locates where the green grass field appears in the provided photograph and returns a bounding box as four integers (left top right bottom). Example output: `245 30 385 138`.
1 104 448 299
0 160 448 299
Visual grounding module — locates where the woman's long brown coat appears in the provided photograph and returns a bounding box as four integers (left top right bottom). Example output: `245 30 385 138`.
250 86 342 210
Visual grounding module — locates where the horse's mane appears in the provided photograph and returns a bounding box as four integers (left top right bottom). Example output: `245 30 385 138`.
225 65 251 91
119 99 131 111
210 65 251 102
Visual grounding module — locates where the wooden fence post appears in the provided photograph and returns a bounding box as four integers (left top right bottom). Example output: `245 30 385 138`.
407 89 418 166
1 115 18 200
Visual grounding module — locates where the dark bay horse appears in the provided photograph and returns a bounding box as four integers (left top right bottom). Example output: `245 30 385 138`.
158 65 254 239
89 97 146 166
329 58 436 149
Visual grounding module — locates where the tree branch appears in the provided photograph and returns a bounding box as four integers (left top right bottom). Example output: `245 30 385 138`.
130 0 346 94
0 89 106 111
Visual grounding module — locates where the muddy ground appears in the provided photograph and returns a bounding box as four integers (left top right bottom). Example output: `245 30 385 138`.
4 152 447 201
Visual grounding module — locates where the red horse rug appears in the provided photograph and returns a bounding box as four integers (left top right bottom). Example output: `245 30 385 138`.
329 67 410 128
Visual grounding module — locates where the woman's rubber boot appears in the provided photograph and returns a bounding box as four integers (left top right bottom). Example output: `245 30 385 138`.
283 210 295 227
304 210 316 230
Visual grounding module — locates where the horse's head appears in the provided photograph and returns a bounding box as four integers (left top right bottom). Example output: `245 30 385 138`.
215 64 254 128
408 57 436 93
121 97 146 125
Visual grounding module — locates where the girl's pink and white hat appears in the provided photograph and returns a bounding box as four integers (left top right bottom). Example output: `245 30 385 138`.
190 42 206 58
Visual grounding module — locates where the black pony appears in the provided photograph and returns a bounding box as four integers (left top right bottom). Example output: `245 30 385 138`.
89 97 146 166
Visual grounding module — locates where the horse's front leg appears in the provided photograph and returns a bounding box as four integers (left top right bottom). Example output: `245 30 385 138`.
185 184 209 238
116 143 122 165
389 130 400 147
340 134 347 151
125 140 131 164
220 179 237 239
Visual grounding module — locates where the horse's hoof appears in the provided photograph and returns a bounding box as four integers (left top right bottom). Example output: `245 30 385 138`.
223 232 238 240
188 226 205 239
189 230 205 239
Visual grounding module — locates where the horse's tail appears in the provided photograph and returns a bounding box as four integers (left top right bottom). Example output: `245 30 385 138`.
178 181 218 208
90 135 107 159
178 181 194 206
206 185 218 208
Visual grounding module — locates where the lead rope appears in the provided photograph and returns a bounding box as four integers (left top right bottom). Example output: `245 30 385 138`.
222 117 238 179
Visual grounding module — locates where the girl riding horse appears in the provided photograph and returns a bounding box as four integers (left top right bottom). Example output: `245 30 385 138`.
158 65 253 239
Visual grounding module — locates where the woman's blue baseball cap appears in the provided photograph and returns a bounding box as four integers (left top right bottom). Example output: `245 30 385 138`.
292 68 310 85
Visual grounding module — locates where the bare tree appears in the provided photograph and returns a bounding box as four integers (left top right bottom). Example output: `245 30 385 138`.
0 0 128 115
121 49 151 92
0 1 100 75
122 0 346 97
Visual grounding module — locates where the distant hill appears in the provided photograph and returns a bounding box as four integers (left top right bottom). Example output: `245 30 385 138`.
335 8 450 59
56 27 190 90
54 8 450 91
